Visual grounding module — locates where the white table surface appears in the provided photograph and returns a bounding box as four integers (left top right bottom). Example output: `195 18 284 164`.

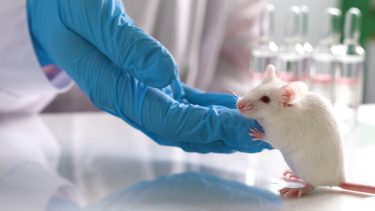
1 105 375 211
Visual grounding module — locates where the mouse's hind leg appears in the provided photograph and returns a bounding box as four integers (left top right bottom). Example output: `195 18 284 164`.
280 170 315 198
279 184 315 198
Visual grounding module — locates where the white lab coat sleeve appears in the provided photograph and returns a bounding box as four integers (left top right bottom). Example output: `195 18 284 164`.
0 1 73 114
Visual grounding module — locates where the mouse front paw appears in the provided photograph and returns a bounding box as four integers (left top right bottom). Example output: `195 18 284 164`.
249 128 265 141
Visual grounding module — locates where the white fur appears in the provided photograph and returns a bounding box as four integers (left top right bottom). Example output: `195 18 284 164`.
240 67 345 187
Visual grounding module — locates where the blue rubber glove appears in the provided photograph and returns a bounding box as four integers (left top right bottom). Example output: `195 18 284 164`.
27 0 272 153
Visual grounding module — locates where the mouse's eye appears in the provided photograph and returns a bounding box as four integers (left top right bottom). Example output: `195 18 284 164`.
260 96 271 104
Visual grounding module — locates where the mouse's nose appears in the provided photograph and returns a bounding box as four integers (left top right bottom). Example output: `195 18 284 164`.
237 100 254 113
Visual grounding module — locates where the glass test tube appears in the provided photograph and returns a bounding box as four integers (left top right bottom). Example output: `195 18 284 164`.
335 8 365 132
276 6 304 82
250 4 278 87
311 8 342 103
299 5 313 82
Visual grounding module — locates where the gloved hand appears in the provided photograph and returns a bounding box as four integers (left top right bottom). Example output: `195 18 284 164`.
147 83 273 153
27 0 272 153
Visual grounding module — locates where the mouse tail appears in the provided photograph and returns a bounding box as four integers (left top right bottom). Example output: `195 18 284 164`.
339 182 375 194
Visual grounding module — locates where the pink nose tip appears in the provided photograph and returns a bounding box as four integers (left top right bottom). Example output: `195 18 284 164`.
237 101 254 112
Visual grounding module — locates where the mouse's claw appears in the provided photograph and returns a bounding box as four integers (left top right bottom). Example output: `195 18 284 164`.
279 184 315 198
279 188 304 198
283 170 294 177
282 170 305 183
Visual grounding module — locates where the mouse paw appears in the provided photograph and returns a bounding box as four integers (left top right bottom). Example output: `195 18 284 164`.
249 128 265 140
279 184 315 198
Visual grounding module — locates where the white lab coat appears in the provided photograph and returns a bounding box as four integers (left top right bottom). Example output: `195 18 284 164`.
0 0 266 114
0 0 72 115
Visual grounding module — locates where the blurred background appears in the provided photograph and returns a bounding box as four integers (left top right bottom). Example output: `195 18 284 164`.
43 0 375 113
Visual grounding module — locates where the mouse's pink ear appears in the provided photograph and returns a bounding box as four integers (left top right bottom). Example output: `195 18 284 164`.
280 81 308 105
262 65 278 83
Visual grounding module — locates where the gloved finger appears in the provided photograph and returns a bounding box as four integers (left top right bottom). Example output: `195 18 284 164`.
160 78 185 101
183 85 238 109
178 141 236 154
234 141 273 153
57 0 177 88
180 140 272 154
171 78 185 101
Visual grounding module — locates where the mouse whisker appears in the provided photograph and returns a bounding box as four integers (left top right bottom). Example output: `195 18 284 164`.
231 95 239 101
228 89 240 101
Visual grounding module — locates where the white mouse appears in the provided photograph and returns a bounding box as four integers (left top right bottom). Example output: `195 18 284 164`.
237 64 375 198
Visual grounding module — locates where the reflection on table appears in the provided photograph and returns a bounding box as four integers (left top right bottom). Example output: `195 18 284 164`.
1 105 375 210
